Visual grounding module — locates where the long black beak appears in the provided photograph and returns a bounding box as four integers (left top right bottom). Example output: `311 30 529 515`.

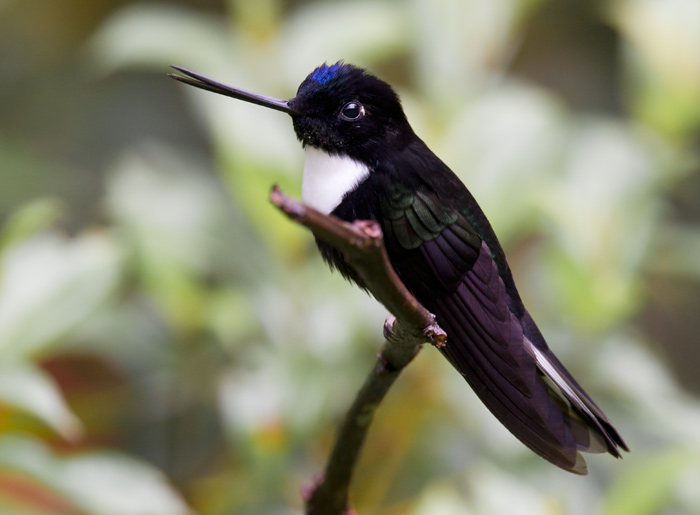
168 65 299 116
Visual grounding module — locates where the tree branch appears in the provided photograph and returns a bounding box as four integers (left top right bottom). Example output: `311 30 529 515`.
270 186 446 515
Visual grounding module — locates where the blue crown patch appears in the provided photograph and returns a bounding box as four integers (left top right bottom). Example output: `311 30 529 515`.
310 62 343 84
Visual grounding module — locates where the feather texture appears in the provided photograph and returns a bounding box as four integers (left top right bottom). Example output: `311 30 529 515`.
322 136 628 474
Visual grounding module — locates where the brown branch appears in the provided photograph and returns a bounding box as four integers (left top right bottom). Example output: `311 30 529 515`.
270 186 446 515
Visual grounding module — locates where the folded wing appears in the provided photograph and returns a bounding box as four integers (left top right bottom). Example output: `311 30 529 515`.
381 185 628 474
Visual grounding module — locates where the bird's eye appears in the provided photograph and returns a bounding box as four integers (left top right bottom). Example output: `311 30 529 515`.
340 101 365 121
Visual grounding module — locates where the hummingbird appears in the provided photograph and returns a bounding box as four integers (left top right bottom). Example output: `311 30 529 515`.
169 62 628 474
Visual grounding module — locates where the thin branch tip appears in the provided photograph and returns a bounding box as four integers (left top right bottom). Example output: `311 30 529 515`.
270 185 307 219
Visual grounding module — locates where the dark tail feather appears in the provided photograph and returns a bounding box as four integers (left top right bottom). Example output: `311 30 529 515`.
433 294 627 474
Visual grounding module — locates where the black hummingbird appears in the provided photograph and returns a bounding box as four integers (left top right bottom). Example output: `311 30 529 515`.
169 62 628 474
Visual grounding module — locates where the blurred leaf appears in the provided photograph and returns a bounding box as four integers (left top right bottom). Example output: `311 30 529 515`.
0 435 190 515
0 362 81 441
611 0 700 138
229 0 281 36
106 148 273 330
88 2 230 75
536 119 664 329
596 337 700 445
413 483 472 515
0 474 77 515
412 0 542 96
3 0 700 513
602 448 694 515
219 156 305 257
440 83 566 241
60 454 190 515
546 245 637 330
0 198 65 252
0 232 122 358
645 223 700 279
281 0 409 72
206 288 259 349
467 466 554 515
107 148 270 278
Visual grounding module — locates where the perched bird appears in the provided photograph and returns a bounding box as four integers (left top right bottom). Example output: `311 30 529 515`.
169 62 628 474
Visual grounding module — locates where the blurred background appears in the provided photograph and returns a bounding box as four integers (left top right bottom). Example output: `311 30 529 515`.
1 0 699 513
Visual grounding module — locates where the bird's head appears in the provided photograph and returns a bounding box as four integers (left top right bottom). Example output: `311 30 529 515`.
169 62 413 163
289 62 412 162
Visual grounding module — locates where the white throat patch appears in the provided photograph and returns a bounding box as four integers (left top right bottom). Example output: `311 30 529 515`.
301 147 370 215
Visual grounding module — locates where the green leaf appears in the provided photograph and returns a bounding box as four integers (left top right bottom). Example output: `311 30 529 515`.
0 198 65 252
0 362 81 441
60 454 190 515
88 3 229 75
646 224 700 279
281 1 409 69
0 435 190 515
0 233 122 358
602 448 694 515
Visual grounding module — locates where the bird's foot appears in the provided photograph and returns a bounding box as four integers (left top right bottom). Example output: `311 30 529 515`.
383 314 446 348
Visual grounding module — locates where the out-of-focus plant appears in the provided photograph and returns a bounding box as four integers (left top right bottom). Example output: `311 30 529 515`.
0 198 190 513
0 0 699 513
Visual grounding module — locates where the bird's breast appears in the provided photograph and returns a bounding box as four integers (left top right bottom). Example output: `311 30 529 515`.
301 147 370 215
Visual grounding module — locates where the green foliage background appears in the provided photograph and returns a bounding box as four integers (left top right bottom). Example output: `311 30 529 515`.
1 0 700 513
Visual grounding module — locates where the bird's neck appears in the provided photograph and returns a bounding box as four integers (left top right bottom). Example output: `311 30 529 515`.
301 147 371 215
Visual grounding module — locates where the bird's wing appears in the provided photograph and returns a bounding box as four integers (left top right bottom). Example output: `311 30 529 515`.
380 184 626 474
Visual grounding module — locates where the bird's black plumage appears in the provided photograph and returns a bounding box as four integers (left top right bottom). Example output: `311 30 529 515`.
169 61 628 474
326 134 627 473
